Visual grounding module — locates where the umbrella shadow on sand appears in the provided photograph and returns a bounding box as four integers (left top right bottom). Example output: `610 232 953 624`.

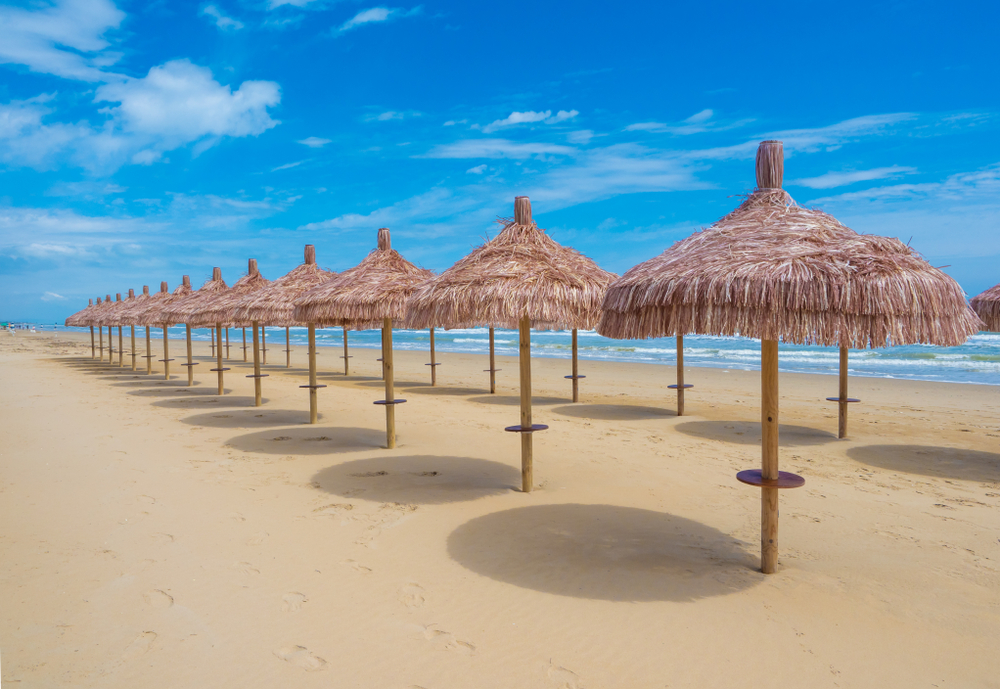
447 504 760 602
128 385 234 397
180 409 319 429
401 386 487 397
675 420 837 446
846 444 1000 483
224 426 385 455
152 395 266 409
311 455 519 505
467 395 566 407
551 404 675 421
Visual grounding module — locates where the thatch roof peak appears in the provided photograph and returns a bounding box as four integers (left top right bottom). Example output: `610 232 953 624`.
159 267 230 326
294 228 433 327
236 244 336 326
405 196 617 330
971 283 1000 332
196 258 270 326
65 297 96 327
598 140 983 348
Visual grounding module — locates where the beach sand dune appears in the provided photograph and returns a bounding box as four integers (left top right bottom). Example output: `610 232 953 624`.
2 331 999 687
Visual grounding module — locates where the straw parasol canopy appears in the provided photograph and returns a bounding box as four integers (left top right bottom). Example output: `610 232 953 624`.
294 229 432 328
597 140 983 574
970 283 1000 332
160 269 228 326
407 196 617 492
196 259 270 326
65 298 96 327
406 198 616 331
96 293 125 327
117 285 152 325
599 147 981 347
235 245 335 326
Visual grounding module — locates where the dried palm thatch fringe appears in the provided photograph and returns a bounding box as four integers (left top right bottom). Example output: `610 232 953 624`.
598 144 983 348
65 298 96 327
129 280 181 327
970 283 1000 332
236 245 336 326
116 285 153 326
161 269 228 326
196 259 271 326
406 197 617 330
294 229 433 328
78 296 106 327
95 293 125 327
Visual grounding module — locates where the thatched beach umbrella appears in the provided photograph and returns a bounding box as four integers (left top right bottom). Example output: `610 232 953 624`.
91 293 116 364
235 245 335 419
599 140 983 573
295 228 433 448
971 284 1000 332
133 281 181 380
65 298 97 357
118 285 153 371
86 296 109 361
197 259 270 406
163 268 229 392
407 197 617 491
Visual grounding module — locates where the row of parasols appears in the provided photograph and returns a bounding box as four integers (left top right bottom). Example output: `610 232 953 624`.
64 141 999 574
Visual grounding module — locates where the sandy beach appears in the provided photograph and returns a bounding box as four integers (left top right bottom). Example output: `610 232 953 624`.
2 329 999 688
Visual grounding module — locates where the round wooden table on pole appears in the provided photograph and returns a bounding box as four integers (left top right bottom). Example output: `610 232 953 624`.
242 327 247 362
160 325 172 380
373 317 405 449
504 316 547 492
564 328 585 403
90 326 95 358
425 327 441 385
130 326 137 370
183 324 197 386
668 334 694 416
117 326 124 367
145 327 152 374
485 326 500 393
214 323 229 396
826 346 860 439
341 325 351 375
300 324 326 424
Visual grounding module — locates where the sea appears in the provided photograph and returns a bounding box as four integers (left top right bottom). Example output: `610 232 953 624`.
46 323 1000 387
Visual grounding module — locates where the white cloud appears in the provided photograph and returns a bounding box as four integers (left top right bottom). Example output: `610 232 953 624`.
268 0 321 6
423 138 575 160
567 130 594 144
334 6 421 35
41 291 67 301
481 109 579 134
298 136 330 148
200 4 244 31
271 160 305 172
791 165 917 189
466 164 487 174
0 0 126 82
624 109 753 136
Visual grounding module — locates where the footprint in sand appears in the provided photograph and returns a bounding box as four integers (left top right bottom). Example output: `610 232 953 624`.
122 631 157 661
399 583 425 608
235 562 260 575
143 589 174 609
230 512 246 522
151 533 174 544
282 592 308 612
246 531 269 545
271 436 292 442
273 645 327 671
342 559 372 574
351 470 388 478
313 503 354 517
138 495 156 504
354 503 418 548
421 626 475 655
547 661 582 689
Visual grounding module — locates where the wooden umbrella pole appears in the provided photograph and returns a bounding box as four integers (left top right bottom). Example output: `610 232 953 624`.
571 329 579 403
308 324 318 424
429 328 437 386
384 318 396 449
162 326 170 380
342 325 350 375
118 326 123 367
216 324 225 396
145 327 151 375
186 325 194 386
252 321 262 406
839 346 848 439
519 316 533 492
262 327 267 366
100 326 106 362
677 335 686 416
211 328 215 358
130 326 136 371
90 326 95 358
242 327 247 363
761 339 780 574
286 327 291 368
225 328 230 359
489 327 496 394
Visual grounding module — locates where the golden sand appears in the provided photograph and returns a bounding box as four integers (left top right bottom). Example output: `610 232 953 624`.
1 330 998 687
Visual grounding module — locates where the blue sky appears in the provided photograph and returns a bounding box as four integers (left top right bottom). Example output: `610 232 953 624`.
2 0 999 322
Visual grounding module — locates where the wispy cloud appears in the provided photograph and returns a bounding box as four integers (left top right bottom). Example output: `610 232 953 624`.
625 109 752 136
297 136 330 148
41 291 67 301
481 109 579 134
334 6 421 35
422 138 576 160
791 165 917 189
200 4 244 31
365 110 420 122
271 160 305 172
465 164 487 174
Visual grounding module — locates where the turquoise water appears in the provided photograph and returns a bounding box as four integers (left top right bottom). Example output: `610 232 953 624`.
56 324 1000 386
